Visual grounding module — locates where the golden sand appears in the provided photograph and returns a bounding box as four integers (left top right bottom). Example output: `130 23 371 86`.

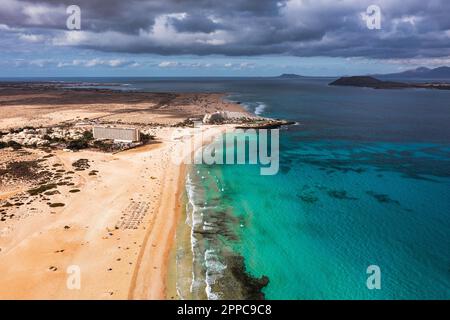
0 85 242 299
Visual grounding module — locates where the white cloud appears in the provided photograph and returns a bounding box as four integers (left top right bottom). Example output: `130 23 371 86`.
19 33 45 43
1 0 449 60
0 24 13 31
158 61 179 68
223 62 255 69
383 56 450 67
157 61 221 68
56 58 137 68
28 59 53 67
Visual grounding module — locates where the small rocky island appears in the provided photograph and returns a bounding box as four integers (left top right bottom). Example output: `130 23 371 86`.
276 73 305 79
329 76 450 90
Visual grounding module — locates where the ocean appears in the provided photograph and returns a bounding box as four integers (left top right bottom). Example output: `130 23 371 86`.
5 77 450 299
163 77 450 299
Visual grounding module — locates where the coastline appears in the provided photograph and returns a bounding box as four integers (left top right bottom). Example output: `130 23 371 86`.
0 83 248 299
173 128 271 300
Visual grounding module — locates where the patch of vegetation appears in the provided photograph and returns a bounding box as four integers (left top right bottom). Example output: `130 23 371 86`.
44 135 66 143
6 141 22 150
140 133 154 143
82 131 93 140
67 139 88 150
28 183 57 196
48 203 65 208
0 160 48 181
66 131 94 151
93 140 114 152
72 159 90 170
44 190 60 196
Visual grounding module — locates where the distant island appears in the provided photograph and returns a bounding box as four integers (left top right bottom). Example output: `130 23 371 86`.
373 66 450 80
275 66 450 81
276 73 305 79
329 76 450 90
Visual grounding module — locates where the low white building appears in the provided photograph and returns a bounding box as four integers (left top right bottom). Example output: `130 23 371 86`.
202 111 255 124
92 126 140 143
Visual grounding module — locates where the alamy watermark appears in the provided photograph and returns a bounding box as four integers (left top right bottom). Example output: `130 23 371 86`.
66 265 81 290
362 5 382 30
66 5 81 30
366 265 381 290
170 125 279 176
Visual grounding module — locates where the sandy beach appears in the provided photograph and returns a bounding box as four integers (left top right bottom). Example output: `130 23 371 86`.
0 84 241 299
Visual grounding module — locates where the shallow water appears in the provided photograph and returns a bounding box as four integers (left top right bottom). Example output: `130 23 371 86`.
182 78 450 299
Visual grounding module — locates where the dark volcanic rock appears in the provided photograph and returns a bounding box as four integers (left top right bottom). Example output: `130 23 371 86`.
227 256 269 300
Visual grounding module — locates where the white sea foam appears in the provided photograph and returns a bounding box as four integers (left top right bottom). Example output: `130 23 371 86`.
185 174 203 296
204 249 227 300
254 102 267 115
185 170 228 300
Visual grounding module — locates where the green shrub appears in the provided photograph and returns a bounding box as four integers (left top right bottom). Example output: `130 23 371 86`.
67 139 88 150
140 133 154 143
49 203 65 208
82 131 93 140
7 141 22 150
28 184 57 196
93 140 113 152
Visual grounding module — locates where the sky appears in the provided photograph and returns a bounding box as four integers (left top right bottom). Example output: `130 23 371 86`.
1 0 449 77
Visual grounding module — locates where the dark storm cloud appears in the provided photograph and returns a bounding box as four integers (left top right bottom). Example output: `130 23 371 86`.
1 0 449 59
170 14 226 34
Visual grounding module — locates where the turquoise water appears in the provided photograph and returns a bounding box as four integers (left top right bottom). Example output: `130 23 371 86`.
190 140 450 299
194 141 450 299
184 78 450 299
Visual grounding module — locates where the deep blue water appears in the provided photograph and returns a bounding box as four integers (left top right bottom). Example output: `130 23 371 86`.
5 77 450 299
174 77 450 299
